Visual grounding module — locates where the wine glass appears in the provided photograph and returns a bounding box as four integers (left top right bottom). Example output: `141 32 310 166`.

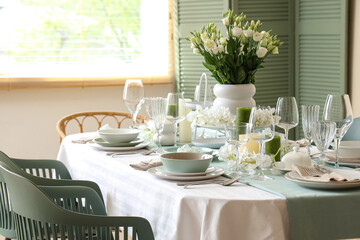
144 97 168 151
249 106 275 181
301 105 320 156
323 94 353 168
166 93 185 147
123 79 144 128
275 97 299 154
311 121 336 166
224 123 249 176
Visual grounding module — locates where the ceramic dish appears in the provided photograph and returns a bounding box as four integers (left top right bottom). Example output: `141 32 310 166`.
285 171 360 189
324 159 360 168
93 138 143 147
155 166 216 176
274 167 292 174
97 128 140 143
160 152 213 173
191 138 226 149
163 146 213 155
339 141 360 158
86 141 149 151
147 167 225 181
326 151 360 163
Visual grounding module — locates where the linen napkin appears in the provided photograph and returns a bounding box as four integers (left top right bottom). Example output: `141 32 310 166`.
71 136 96 144
292 164 360 182
130 158 162 171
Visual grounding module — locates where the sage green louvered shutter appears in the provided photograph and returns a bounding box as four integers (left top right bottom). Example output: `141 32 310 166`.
234 0 294 108
174 0 229 99
295 0 348 138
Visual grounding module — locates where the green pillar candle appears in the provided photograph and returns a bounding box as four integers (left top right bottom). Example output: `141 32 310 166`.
265 136 281 162
236 107 252 140
167 104 177 117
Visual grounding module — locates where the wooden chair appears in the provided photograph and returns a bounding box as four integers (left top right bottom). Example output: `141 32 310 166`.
56 111 150 143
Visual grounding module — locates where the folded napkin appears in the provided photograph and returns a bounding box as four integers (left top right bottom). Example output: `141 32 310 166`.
293 164 360 182
130 158 162 171
71 136 96 144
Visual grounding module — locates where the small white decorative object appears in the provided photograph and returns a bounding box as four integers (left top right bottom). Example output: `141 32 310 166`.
281 146 311 170
186 105 235 128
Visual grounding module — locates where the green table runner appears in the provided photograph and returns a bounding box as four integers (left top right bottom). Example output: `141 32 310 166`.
211 161 360 240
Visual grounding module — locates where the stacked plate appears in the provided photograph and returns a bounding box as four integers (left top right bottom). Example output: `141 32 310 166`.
325 141 360 167
87 128 149 151
147 166 225 181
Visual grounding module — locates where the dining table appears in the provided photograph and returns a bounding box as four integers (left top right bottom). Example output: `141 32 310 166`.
57 132 360 240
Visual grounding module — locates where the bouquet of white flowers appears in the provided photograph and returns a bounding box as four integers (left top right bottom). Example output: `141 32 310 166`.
186 105 235 128
187 10 283 84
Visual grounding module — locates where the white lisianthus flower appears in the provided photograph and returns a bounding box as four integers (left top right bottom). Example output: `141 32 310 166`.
218 45 225 53
261 30 270 38
272 46 279 54
195 38 201 44
267 44 274 51
190 43 196 49
218 144 237 162
243 29 253 37
256 47 268 58
222 17 230 26
252 32 263 42
232 27 242 37
193 48 200 54
211 47 219 54
211 32 217 40
201 32 209 41
190 37 196 44
260 39 267 47
220 37 227 45
204 39 216 50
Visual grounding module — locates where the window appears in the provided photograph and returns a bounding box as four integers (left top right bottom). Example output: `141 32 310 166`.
0 0 173 89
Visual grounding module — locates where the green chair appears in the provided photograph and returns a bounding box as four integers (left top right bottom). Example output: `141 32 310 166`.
0 151 105 239
0 164 155 240
342 117 360 141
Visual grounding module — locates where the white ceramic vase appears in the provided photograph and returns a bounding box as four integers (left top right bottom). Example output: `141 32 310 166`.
213 83 256 114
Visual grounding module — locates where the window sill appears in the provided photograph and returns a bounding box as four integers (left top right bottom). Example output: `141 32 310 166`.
0 76 173 90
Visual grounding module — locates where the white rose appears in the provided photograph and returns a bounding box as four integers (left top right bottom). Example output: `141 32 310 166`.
193 48 200 54
256 47 268 58
218 45 224 53
272 46 279 54
211 47 219 54
243 29 253 37
201 32 209 41
232 27 242 37
220 37 227 45
252 32 263 42
261 31 270 38
204 39 216 50
222 17 230 26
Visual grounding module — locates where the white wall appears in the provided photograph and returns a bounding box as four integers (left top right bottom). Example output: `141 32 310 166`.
0 83 174 159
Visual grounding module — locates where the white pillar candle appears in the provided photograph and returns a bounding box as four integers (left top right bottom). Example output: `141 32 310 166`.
179 99 192 143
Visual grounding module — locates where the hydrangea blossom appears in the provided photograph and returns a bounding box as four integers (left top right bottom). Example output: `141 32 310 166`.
138 120 157 142
186 105 236 128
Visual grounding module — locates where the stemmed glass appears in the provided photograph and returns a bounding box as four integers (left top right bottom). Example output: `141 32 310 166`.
249 106 275 181
301 105 320 156
311 121 336 166
323 94 353 168
144 97 168 151
275 97 299 155
166 93 185 147
123 79 144 128
224 123 249 176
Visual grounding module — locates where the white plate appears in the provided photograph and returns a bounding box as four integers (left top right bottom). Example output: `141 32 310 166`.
326 151 360 163
285 171 360 189
274 167 292 174
147 167 225 181
192 138 225 149
324 159 360 168
86 141 149 151
93 138 144 147
155 166 216 176
162 146 213 154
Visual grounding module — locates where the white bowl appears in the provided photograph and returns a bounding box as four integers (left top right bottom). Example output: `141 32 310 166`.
160 152 213 173
98 128 140 143
339 141 360 158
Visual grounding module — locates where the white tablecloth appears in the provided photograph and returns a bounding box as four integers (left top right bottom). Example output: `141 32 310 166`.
57 133 289 240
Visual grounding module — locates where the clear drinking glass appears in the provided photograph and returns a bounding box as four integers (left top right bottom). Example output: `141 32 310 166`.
249 106 275 181
301 105 320 156
311 121 336 166
323 94 353 168
123 79 144 128
144 97 168 151
224 123 249 176
166 93 185 147
275 97 299 154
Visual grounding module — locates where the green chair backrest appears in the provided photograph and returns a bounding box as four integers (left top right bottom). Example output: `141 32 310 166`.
0 164 155 240
342 117 360 141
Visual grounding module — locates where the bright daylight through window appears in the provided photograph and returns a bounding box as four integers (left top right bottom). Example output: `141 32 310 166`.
0 0 169 81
